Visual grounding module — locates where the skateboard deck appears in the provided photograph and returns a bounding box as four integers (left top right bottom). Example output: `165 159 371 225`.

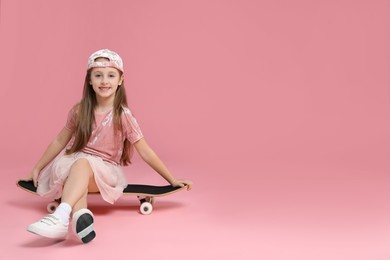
17 180 187 215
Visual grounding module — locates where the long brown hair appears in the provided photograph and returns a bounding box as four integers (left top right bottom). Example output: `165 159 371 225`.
66 69 133 166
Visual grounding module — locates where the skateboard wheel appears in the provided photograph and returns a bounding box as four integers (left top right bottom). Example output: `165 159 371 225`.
47 201 59 213
140 202 153 215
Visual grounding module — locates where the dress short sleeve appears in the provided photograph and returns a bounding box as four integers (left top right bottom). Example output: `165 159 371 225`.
65 106 77 132
123 107 143 143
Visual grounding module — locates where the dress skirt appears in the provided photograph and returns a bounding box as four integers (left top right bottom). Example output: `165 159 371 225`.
37 151 127 204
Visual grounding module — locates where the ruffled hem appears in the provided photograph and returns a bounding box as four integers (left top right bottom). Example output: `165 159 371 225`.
37 151 127 204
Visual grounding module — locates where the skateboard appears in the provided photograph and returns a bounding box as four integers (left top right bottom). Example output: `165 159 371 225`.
17 180 187 215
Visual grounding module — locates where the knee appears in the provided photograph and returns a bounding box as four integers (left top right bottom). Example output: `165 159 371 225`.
70 158 93 177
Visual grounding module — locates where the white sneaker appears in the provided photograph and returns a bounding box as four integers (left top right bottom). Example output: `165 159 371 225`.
27 214 68 239
71 208 96 243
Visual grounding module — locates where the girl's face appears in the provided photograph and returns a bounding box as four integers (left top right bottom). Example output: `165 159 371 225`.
89 58 123 103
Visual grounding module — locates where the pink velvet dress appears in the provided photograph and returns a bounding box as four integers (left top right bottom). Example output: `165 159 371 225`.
37 106 143 204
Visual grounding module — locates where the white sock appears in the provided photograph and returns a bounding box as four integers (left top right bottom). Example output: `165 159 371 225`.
52 202 72 224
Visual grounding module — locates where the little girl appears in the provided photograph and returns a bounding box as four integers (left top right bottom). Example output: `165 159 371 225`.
25 49 192 243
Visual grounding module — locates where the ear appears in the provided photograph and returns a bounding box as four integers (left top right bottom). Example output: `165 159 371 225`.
119 75 124 85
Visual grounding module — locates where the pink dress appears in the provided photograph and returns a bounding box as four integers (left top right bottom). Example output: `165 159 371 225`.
37 106 143 204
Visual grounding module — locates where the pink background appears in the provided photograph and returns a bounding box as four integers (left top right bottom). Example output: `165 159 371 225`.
1 0 390 259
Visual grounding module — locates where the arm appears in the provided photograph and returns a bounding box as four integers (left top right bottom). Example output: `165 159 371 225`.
134 138 192 190
25 127 73 186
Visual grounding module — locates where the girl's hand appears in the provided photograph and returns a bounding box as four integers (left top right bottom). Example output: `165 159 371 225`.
171 179 192 190
22 168 40 187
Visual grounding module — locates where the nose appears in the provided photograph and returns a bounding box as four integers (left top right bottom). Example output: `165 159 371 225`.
101 75 108 85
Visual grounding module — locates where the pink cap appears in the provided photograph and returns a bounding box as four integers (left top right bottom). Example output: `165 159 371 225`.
87 49 124 72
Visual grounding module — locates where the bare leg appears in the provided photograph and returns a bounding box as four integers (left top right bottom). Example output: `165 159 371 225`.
72 190 88 212
64 158 98 243
61 158 99 212
27 158 99 242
